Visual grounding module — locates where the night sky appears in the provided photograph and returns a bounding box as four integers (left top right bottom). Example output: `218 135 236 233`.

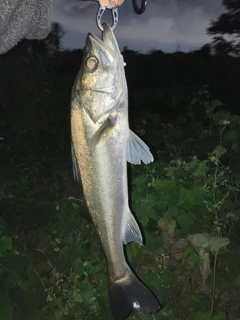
52 0 224 53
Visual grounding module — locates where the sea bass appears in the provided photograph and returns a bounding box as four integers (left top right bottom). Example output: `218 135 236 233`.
71 23 161 320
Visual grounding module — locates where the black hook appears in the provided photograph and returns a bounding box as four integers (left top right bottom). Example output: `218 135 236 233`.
132 0 147 14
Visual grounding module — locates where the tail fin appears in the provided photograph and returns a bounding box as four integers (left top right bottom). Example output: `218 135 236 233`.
108 269 161 320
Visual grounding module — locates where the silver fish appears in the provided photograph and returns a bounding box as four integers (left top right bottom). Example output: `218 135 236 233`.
71 23 161 319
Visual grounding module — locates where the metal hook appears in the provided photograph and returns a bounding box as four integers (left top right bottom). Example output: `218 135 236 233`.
132 0 147 14
96 5 118 31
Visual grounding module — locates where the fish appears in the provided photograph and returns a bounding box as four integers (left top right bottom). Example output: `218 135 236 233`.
71 23 161 320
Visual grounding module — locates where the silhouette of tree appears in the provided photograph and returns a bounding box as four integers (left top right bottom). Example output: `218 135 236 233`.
207 0 240 55
45 22 65 53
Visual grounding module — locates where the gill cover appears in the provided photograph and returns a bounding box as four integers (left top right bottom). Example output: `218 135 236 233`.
79 23 124 124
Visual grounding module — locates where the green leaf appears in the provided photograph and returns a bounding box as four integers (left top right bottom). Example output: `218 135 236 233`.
195 311 212 320
182 246 203 269
182 293 209 311
153 179 178 203
182 246 194 259
125 242 141 263
0 236 13 256
228 130 237 141
191 162 206 178
191 97 199 105
132 176 147 188
72 202 79 210
178 186 204 211
167 203 178 217
189 234 229 253
208 236 229 253
144 231 163 251
157 268 173 287
209 100 223 113
134 200 149 227
176 210 194 233
78 281 94 305
211 110 231 124
231 141 240 152
153 179 177 193
72 258 84 275
189 233 209 248
189 254 203 269
17 277 39 292
213 311 227 320
213 145 226 158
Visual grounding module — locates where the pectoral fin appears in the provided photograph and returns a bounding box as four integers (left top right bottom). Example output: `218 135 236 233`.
127 130 154 165
122 211 143 245
71 143 81 183
89 117 115 153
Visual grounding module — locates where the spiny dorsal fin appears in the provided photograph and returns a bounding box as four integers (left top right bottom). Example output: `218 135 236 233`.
127 130 154 165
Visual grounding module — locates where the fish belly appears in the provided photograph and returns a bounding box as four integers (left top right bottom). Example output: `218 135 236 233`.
71 106 129 280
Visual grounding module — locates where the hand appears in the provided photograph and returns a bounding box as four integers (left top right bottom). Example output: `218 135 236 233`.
97 0 125 9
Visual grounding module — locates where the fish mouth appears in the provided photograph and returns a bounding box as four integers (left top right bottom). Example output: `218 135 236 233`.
86 23 119 65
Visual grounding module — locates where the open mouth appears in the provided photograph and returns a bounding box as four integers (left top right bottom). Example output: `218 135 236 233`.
86 23 118 64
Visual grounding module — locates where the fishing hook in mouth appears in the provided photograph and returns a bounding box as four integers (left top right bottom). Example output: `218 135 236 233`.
96 5 118 31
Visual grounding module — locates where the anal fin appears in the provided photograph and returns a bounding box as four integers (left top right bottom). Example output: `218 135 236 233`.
123 211 143 245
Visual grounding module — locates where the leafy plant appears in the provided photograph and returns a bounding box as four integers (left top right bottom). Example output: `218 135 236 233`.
1 39 240 319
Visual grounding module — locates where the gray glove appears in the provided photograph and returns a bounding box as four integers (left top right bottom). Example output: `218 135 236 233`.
0 0 52 54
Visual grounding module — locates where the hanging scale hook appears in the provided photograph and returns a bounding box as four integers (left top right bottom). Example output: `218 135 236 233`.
96 1 119 31
95 0 147 30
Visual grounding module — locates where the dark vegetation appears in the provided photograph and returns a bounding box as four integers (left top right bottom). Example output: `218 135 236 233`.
207 0 240 55
1 9 240 319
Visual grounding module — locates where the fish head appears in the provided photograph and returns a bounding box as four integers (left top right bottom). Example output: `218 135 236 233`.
73 23 127 124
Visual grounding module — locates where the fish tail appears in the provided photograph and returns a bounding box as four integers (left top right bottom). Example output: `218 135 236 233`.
108 269 161 320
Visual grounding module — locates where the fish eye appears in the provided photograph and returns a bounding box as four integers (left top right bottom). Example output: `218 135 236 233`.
86 57 98 70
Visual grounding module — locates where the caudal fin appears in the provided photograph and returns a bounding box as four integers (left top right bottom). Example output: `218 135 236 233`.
108 269 161 320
